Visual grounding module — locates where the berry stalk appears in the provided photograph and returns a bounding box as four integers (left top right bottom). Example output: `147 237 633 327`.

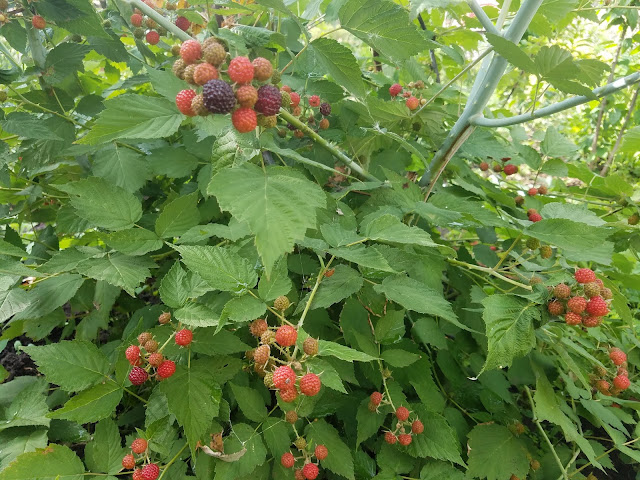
127 0 192 41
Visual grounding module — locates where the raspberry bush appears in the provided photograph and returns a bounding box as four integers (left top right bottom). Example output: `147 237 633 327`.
1 1 640 480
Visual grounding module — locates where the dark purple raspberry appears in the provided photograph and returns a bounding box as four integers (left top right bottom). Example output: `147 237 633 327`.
319 102 331 116
255 85 281 116
202 79 236 114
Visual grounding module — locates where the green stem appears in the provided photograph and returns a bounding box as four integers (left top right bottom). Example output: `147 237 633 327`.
23 1 47 69
158 443 188 480
492 233 523 270
568 437 640 477
447 258 532 290
0 41 21 70
122 385 148 404
279 109 380 182
127 0 193 42
525 386 568 479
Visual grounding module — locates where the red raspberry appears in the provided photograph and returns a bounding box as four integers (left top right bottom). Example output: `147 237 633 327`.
228 56 254 84
564 312 582 326
255 85 282 116
384 431 397 444
129 367 148 385
32 15 46 29
411 420 424 434
131 438 147 454
398 434 412 446
176 89 197 116
395 406 410 421
175 16 190 31
610 348 627 366
553 284 571 299
504 164 518 175
299 373 321 396
279 386 298 403
125 345 142 366
314 445 328 460
203 79 237 113
613 375 630 390
236 85 258 108
528 213 542 222
250 318 268 337
595 379 610 394
133 470 144 480
528 187 538 196
180 40 201 64
370 391 383 406
547 300 564 316
252 57 273 81
131 13 143 27
389 83 402 97
479 162 489 171
567 296 587 314
146 31 160 45
302 463 319 480
273 365 296 389
583 316 602 328
275 325 297 347
281 452 295 468
157 360 176 379
175 328 193 346
406 96 419 110
575 268 596 284
254 345 270 365
122 454 136 470
148 353 163 367
141 463 159 480
193 63 218 85
308 95 320 107
586 296 608 317
232 107 257 133
290 92 301 107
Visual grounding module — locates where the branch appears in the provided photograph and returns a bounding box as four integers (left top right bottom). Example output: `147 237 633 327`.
278 109 381 182
127 0 193 42
466 0 500 35
446 258 533 290
600 83 640 176
417 13 440 83
469 71 640 128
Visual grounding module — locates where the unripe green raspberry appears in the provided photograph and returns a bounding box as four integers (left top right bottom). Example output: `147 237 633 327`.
171 44 181 56
172 58 186 79
263 371 275 388
539 245 552 259
294 437 307 450
280 90 291 108
183 64 197 85
526 237 540 250
271 70 281 85
274 296 291 311
191 94 208 116
583 282 601 298
202 42 226 66
133 27 145 39
0 91 7 102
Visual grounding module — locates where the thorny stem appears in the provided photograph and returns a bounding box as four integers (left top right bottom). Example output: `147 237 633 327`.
525 386 568 480
447 258 533 290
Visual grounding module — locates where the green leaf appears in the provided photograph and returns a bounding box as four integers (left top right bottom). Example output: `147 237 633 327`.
57 177 142 231
103 228 163 256
0 429 48 471
191 328 250 355
535 46 578 79
485 34 537 73
540 126 578 157
375 310 406 344
232 25 286 48
75 253 155 296
328 245 396 272
1 113 64 140
84 419 127 475
339 0 427 63
620 126 640 153
230 383 267 422
78 95 183 145
480 295 538 373
148 146 200 178
539 203 605 226
318 339 377 362
538 0 578 24
160 262 192 308
407 408 463 464
0 381 50 431
299 37 366 97
0 238 28 257
261 417 291 457
174 245 258 294
258 257 292 302
173 303 219 327
420 461 465 480
159 365 222 452
48 381 123 424
23 340 111 392
364 214 439 248
298 265 363 312
147 68 187 101
219 294 266 325
155 193 200 238
210 165 326 276
356 398 386 445
210 423 267 478
92 145 151 193
466 424 529 480
43 43 89 85
15 274 84 321
374 275 464 330
307 420 355 479
0 288 31 323
524 219 613 265
0 444 85 480
306 357 346 393
381 349 420 367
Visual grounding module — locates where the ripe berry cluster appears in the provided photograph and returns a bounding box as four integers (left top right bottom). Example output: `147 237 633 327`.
129 1 191 46
122 438 160 480
369 393 424 446
279 88 331 137
173 38 280 133
479 156 519 176
281 442 328 479
388 82 425 110
546 268 614 329
126 313 193 385
592 347 631 396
